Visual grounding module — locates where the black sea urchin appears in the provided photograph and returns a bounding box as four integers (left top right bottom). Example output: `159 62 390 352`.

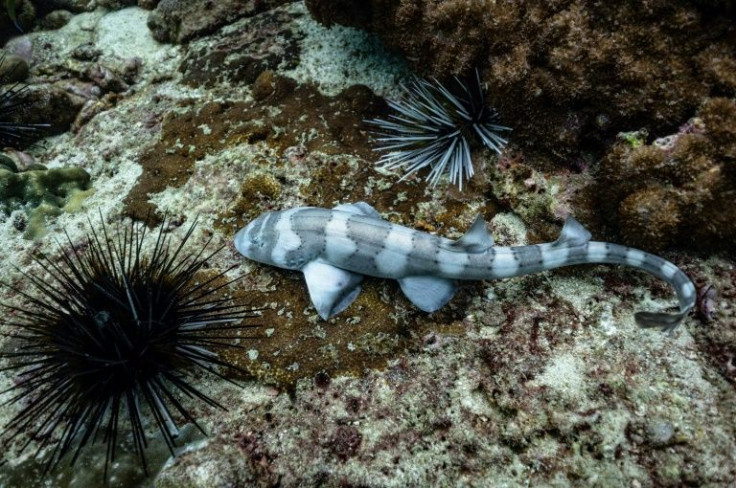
368 70 511 190
0 216 259 476
0 53 48 148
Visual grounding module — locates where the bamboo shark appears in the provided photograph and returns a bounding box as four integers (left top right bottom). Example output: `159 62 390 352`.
234 202 694 331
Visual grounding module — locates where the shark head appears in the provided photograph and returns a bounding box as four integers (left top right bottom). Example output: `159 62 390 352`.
234 209 310 270
234 211 280 267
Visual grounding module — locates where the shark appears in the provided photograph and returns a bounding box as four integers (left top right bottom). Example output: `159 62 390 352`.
234 202 695 331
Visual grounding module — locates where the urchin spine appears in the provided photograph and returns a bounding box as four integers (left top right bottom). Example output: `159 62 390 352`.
0 216 259 477
368 69 510 190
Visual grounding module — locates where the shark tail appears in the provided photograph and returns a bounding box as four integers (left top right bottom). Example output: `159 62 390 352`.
634 308 691 334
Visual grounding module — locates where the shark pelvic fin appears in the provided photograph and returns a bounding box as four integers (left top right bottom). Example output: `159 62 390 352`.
449 215 494 253
398 276 457 312
302 260 364 319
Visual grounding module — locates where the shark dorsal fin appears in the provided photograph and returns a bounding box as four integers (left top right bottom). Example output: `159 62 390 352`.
554 216 591 247
449 215 494 253
333 202 381 219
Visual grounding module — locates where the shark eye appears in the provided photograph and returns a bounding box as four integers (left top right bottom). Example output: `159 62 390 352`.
250 235 266 248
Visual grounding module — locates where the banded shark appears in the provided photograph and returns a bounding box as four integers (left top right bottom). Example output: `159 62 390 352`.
234 202 694 331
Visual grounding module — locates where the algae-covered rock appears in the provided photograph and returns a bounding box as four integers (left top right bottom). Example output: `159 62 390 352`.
0 164 93 238
147 0 296 44
596 97 736 252
0 0 35 44
0 52 28 83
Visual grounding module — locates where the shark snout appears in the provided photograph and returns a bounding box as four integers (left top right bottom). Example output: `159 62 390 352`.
233 226 254 258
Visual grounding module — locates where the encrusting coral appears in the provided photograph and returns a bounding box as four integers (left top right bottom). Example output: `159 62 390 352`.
0 156 93 238
595 97 736 253
125 70 385 227
305 0 736 160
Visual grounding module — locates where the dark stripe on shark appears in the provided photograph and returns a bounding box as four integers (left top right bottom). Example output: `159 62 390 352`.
284 208 329 268
564 245 590 265
511 245 544 269
604 245 629 262
345 215 392 275
406 231 441 275
466 247 495 276
260 212 279 249
638 254 667 276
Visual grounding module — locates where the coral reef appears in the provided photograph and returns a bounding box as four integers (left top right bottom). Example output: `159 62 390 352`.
595 97 736 253
486 151 595 244
158 322 736 486
1 2 735 487
125 71 385 226
675 256 736 387
178 8 301 88
2 0 159 44
305 0 736 160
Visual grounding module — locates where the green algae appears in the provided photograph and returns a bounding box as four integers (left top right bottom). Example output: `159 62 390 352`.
618 130 648 148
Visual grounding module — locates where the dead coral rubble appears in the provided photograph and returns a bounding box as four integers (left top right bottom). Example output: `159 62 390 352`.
596 97 736 253
305 0 736 160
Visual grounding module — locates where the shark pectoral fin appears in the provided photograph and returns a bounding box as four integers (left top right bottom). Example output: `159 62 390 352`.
449 214 494 253
333 201 382 219
554 216 592 247
398 276 457 313
302 260 364 320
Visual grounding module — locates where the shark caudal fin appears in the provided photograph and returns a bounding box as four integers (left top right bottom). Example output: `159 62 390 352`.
634 308 691 334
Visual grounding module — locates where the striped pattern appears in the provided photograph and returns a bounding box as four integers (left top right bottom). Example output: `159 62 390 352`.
234 206 695 331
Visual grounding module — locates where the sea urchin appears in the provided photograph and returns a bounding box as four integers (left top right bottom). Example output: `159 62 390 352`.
0 53 48 148
0 216 259 476
368 69 511 190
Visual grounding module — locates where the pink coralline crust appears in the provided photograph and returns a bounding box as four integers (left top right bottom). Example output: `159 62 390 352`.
595 97 736 252
305 0 736 160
